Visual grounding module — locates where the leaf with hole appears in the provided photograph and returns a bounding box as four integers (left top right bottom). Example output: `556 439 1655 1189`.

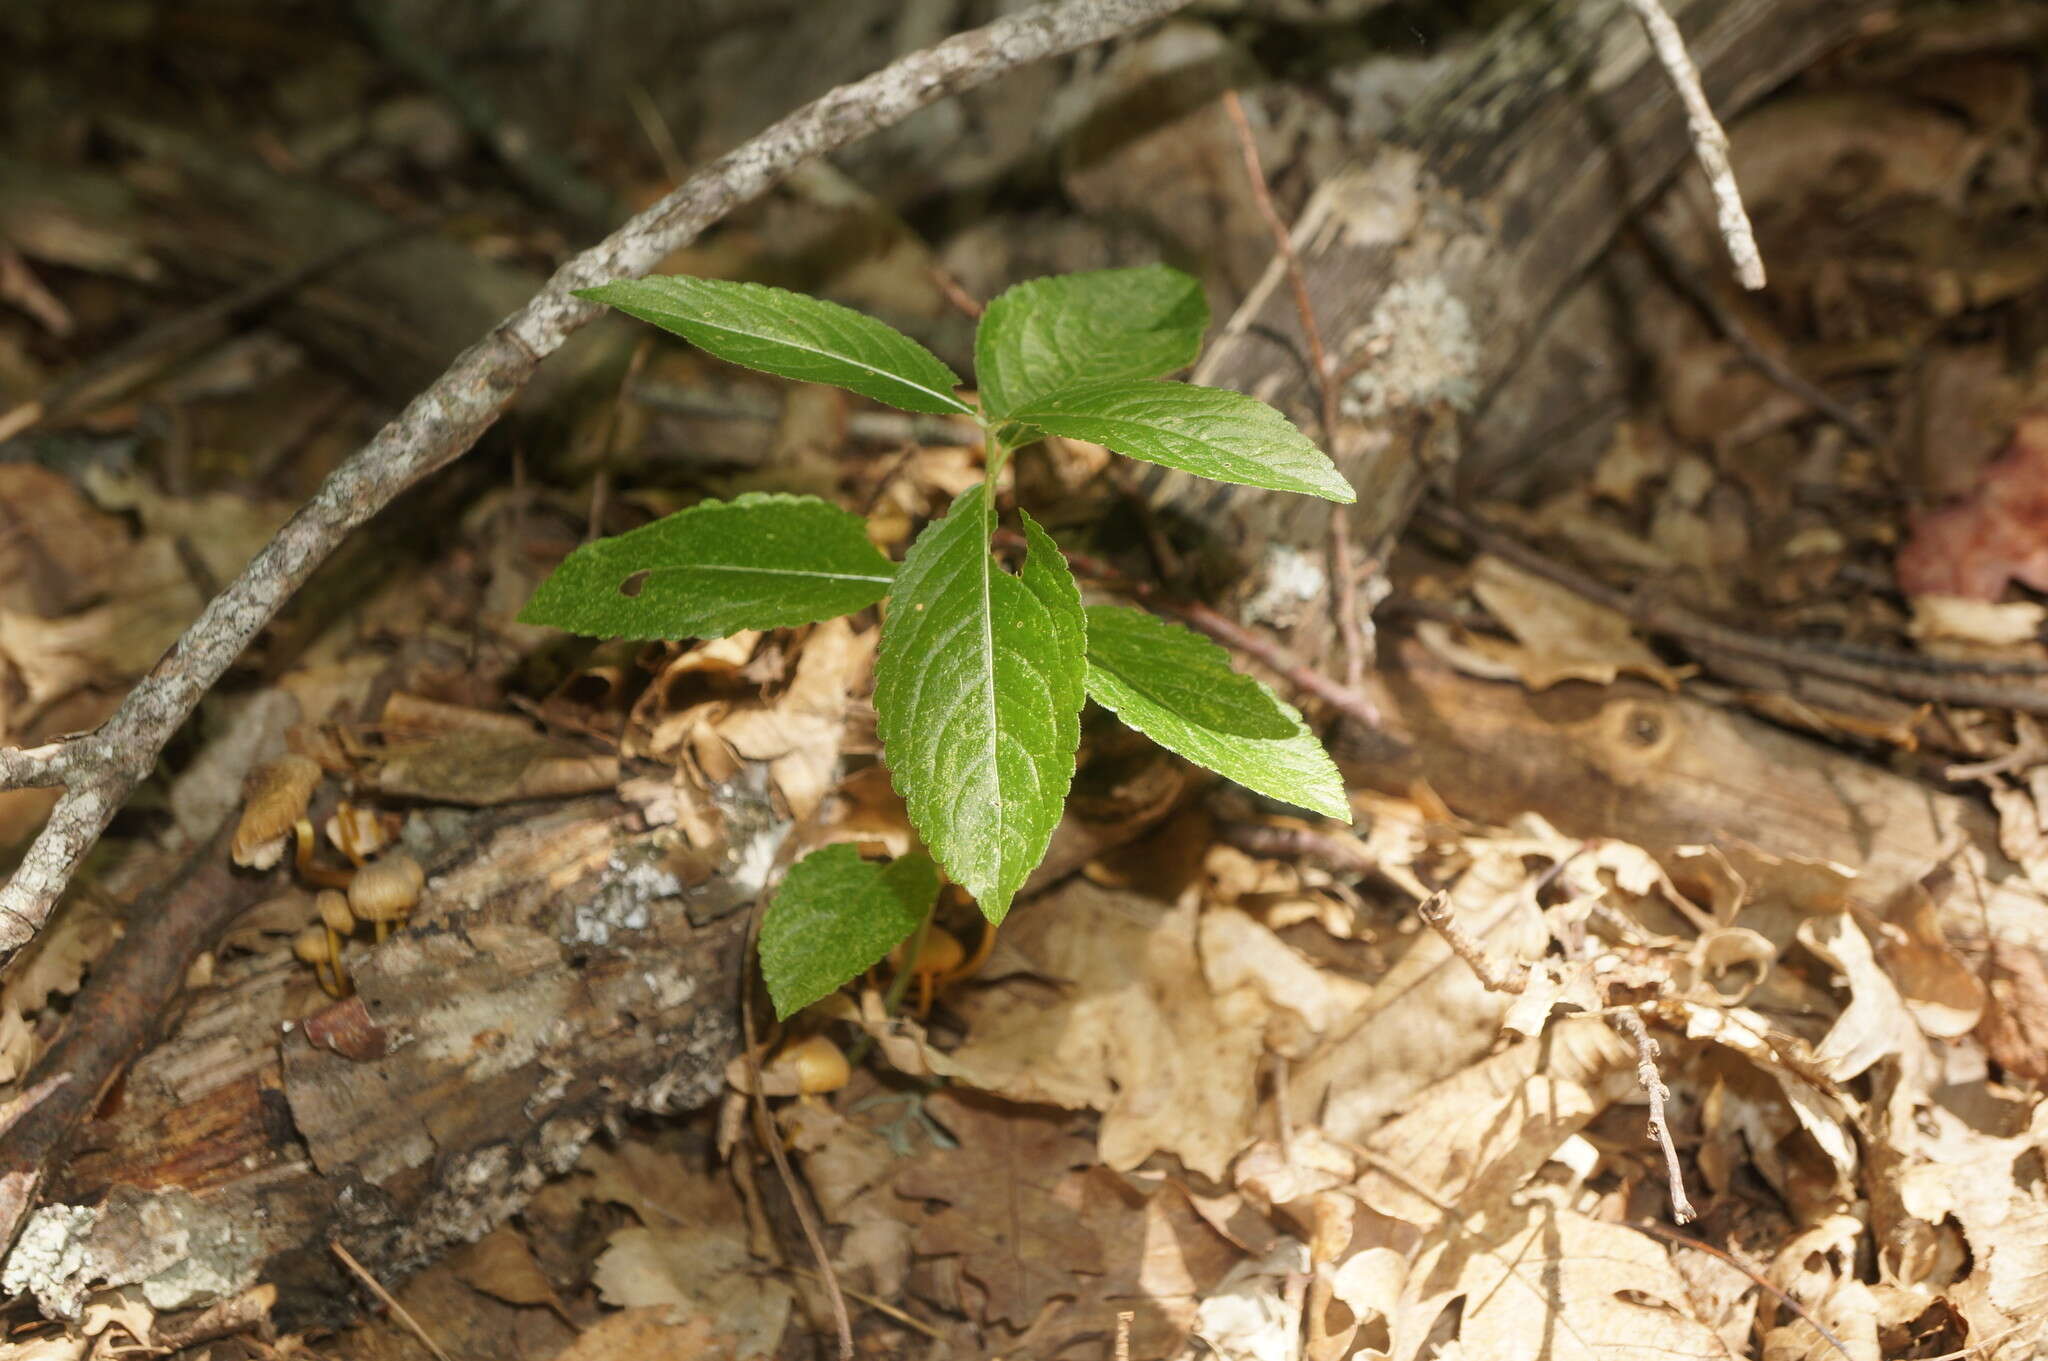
517 493 894 640
874 485 1085 922
1008 379 1353 502
578 276 974 416
976 264 1207 422
1084 604 1348 821
760 844 940 1020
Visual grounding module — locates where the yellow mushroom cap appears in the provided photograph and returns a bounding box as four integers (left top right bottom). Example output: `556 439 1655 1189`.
348 852 425 923
765 1034 850 1096
292 924 334 966
232 755 323 868
890 925 964 976
315 890 355 936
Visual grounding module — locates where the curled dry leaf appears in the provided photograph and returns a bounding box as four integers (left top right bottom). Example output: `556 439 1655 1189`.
941 880 1270 1179
1425 555 1679 692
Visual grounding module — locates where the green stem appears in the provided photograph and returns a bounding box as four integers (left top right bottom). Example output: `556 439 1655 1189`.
880 909 933 1018
984 428 1011 484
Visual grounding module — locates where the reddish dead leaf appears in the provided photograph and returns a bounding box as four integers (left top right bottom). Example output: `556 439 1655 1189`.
301 995 390 1061
1897 413 2048 599
893 1090 1102 1327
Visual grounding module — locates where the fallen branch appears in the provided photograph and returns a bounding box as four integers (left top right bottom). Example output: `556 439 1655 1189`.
0 0 1192 966
1416 890 1529 994
1219 88 1373 694
1613 1008 1698 1224
1621 0 1766 290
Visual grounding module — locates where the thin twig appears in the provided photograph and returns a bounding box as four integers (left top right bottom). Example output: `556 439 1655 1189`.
1630 223 1884 450
1621 0 1764 290
1012 531 1382 730
1220 88 1371 690
0 0 1194 967
0 227 414 442
1627 1220 1852 1361
1614 1008 1697 1224
1422 499 2048 711
741 897 855 1360
1416 890 1529 993
329 1241 454 1361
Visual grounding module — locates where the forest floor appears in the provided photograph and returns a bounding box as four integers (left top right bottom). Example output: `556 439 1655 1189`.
3 3 2048 1359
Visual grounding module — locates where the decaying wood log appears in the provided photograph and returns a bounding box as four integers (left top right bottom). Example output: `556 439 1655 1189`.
1346 637 2048 952
1166 0 1886 599
5 793 761 1329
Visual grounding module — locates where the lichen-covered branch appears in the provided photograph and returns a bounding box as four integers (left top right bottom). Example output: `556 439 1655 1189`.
0 0 1191 962
1621 0 1766 289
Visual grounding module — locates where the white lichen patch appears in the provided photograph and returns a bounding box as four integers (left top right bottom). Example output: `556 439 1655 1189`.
3 1189 261 1319
1242 545 1328 628
1340 278 1480 419
3 1204 97 1316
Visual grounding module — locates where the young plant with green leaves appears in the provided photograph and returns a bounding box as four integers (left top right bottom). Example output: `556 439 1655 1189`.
521 264 1352 1019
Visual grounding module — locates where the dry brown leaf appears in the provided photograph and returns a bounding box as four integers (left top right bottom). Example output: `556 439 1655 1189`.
709 618 875 820
1909 594 2046 647
1396 1202 1728 1361
1796 913 1935 1098
1355 1018 1634 1225
944 881 1269 1178
0 465 131 617
591 1229 789 1359
892 1090 1101 1327
1456 555 1680 691
1286 849 1548 1144
451 1224 563 1313
550 1307 732 1361
1899 413 2048 600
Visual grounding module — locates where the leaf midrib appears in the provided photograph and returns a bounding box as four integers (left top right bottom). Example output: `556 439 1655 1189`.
643 562 894 585
678 309 972 416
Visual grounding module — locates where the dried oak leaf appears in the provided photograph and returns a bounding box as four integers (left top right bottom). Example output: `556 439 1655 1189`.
1897 413 2048 600
893 1090 1103 1327
1398 1202 1727 1361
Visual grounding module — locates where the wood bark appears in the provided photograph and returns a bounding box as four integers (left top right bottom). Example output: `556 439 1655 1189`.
1165 0 1885 591
8 795 755 1329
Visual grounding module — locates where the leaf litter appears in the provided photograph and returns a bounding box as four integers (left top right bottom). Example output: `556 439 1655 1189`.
9 9 2048 1361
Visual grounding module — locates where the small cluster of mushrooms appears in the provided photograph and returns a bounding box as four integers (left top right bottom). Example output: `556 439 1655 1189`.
231 754 425 996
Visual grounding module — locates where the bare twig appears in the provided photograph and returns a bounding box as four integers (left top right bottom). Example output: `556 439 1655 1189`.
1628 1221 1851 1360
1220 88 1371 690
1621 0 1765 290
1630 223 1884 450
0 0 1193 966
1422 499 2048 711
1416 890 1529 993
1614 1008 1697 1224
330 1241 454 1361
0 227 414 443
1015 531 1383 731
1218 821 1375 875
741 898 854 1359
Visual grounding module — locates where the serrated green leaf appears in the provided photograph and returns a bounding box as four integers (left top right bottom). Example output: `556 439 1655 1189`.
760 845 940 1019
1009 379 1354 503
1083 604 1349 821
975 265 1208 421
874 485 1085 923
518 492 894 640
578 276 974 416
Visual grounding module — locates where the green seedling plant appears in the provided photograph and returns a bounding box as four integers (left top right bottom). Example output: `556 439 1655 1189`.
520 264 1353 1019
